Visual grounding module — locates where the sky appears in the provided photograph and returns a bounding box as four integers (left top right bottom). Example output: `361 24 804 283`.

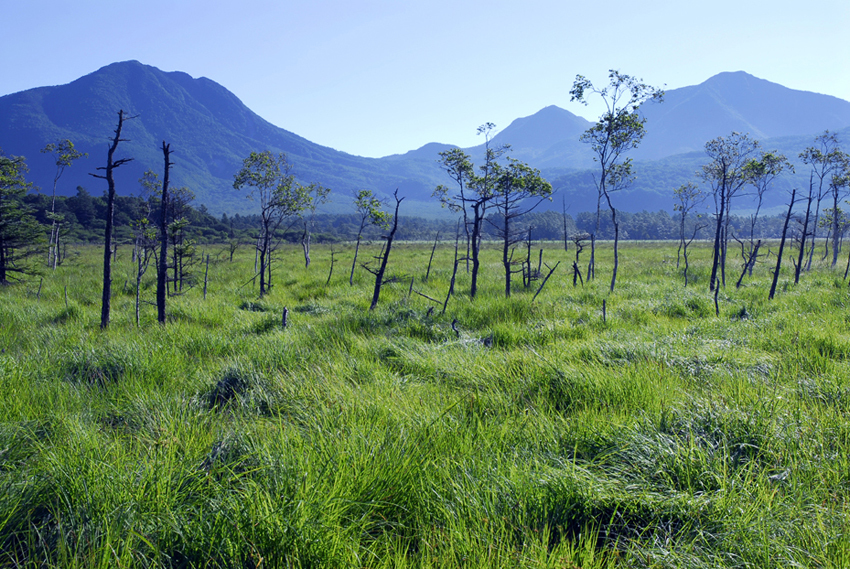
2 0 849 158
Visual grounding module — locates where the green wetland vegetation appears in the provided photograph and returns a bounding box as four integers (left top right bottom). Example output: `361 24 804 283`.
2 240 850 568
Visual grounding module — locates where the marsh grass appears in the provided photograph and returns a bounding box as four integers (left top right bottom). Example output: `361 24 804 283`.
1 240 849 567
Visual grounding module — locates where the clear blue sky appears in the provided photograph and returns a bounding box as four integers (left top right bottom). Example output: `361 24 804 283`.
3 0 848 157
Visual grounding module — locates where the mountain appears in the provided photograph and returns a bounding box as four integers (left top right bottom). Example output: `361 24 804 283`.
634 71 850 160
2 63 850 218
0 60 447 215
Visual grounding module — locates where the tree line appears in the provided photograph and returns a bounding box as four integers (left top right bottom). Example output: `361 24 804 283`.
3 70 850 320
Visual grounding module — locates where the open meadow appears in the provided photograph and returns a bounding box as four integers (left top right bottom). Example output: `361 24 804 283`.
1 240 849 568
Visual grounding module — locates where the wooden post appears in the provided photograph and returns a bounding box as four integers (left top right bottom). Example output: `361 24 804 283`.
282 306 288 329
602 299 606 323
425 232 439 282
203 254 210 300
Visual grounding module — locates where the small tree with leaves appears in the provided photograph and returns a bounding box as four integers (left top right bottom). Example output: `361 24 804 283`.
673 182 707 286
165 186 196 293
490 158 553 297
350 189 390 285
300 182 331 268
233 151 312 297
735 151 792 286
433 123 507 298
570 70 663 291
41 139 86 270
133 170 160 325
799 131 846 270
699 132 761 291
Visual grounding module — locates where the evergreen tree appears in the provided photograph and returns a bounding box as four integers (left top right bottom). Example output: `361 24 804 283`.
0 150 44 284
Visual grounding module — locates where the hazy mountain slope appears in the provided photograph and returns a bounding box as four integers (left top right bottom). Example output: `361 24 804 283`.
0 61 445 214
635 71 850 160
3 63 850 218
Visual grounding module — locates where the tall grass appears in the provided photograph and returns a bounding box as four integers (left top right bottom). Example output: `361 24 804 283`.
1 240 849 567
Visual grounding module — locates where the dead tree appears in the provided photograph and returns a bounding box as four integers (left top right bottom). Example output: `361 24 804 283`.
443 220 461 314
682 220 707 287
770 189 796 300
425 232 440 282
157 142 173 323
90 110 134 329
571 232 590 286
368 190 403 310
561 196 570 253
532 261 561 302
326 246 337 286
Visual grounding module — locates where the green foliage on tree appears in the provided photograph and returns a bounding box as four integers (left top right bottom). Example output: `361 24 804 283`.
700 132 762 291
0 150 43 284
41 139 87 269
491 157 553 297
433 124 510 298
350 189 390 286
570 70 664 291
233 151 319 297
799 131 848 269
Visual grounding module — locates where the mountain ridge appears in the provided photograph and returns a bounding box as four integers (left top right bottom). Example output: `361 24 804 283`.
2 62 850 216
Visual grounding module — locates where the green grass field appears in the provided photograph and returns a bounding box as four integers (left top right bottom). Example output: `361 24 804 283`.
1 240 849 568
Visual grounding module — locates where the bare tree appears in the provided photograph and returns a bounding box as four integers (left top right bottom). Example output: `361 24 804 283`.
157 142 173 324
794 173 815 284
770 189 797 300
368 190 403 310
90 110 134 329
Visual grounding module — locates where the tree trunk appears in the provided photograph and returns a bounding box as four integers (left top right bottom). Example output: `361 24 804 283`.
157 142 171 324
795 177 814 284
833 190 841 267
502 212 511 298
350 230 363 286
425 232 439 282
370 192 403 310
96 111 132 329
770 189 795 300
605 192 619 292
709 190 726 292
470 203 483 299
301 224 311 268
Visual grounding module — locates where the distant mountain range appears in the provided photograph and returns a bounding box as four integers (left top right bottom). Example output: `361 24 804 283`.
2 61 850 217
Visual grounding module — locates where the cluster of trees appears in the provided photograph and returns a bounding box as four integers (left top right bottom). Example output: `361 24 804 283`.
669 131 850 291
